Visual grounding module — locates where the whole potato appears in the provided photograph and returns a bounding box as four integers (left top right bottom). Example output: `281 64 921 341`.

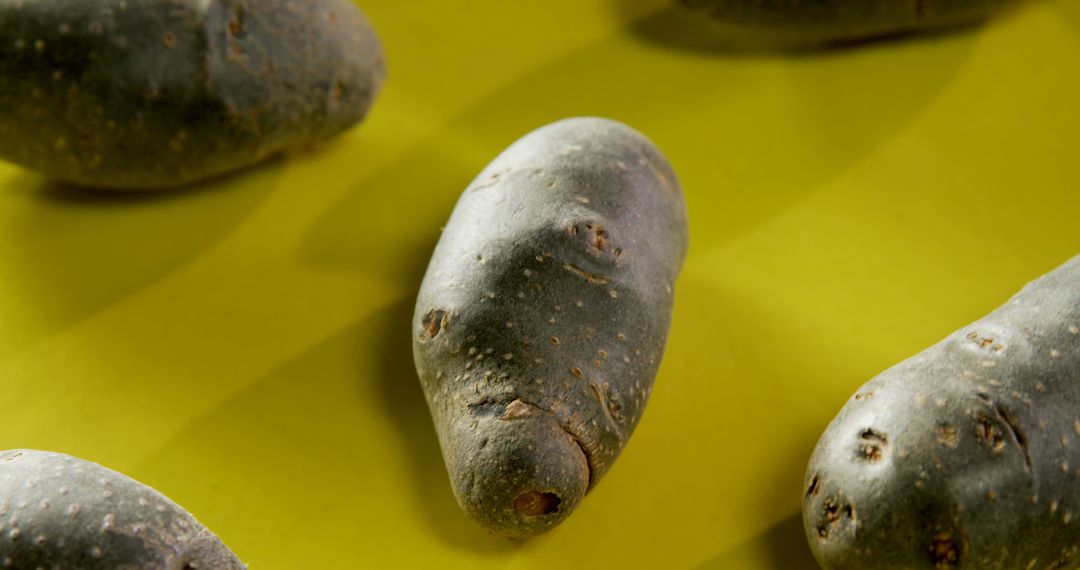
805 255 1080 569
0 449 244 568
412 117 688 538
679 0 1017 45
0 0 385 189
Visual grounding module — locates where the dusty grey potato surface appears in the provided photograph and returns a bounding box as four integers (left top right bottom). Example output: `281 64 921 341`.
0 0 385 189
679 0 1017 45
0 449 244 569
805 255 1080 569
412 117 688 538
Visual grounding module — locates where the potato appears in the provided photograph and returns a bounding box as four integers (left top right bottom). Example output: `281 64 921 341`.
0 449 244 568
412 117 688 538
679 0 1017 45
804 255 1080 569
0 0 384 189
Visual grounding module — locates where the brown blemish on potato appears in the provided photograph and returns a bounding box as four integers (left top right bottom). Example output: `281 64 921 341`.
806 475 821 497
419 309 449 342
976 412 1006 453
1048 552 1076 569
857 429 888 462
854 391 875 401
824 499 840 524
817 497 849 540
562 263 608 284
569 367 583 378
228 3 246 37
937 423 960 448
501 400 531 419
161 32 176 48
967 331 998 350
586 224 609 252
994 405 1032 472
590 382 603 404
932 530 960 568
514 491 561 516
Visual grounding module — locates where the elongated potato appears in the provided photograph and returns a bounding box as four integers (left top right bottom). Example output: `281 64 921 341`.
0 449 244 568
805 255 1080 569
0 0 384 189
412 118 688 538
679 0 1017 45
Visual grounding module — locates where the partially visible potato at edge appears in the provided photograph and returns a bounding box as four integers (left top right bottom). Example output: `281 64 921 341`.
805 255 1080 569
0 0 385 189
0 449 245 568
413 117 688 538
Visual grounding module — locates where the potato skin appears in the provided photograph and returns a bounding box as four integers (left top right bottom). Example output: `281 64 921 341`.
679 0 1017 45
0 0 384 189
805 256 1080 569
412 118 688 538
0 449 244 568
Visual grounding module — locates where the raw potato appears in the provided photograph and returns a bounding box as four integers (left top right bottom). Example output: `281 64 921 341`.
0 449 244 568
412 117 688 538
805 255 1080 569
679 0 1017 45
0 0 385 189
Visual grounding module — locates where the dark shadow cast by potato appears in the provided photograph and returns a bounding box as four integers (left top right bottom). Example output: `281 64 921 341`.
0 158 282 357
1056 0 1080 35
297 135 481 284
656 274 869 569
613 0 1020 55
694 512 818 569
301 14 979 280
758 429 824 570
15 153 288 206
766 512 821 569
132 299 518 566
758 432 822 569
372 277 522 553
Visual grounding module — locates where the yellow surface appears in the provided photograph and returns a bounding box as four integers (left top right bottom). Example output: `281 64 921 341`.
2 0 1080 567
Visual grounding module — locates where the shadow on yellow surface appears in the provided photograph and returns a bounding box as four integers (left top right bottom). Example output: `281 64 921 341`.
614 0 1021 54
0 159 281 357
299 134 480 284
1058 0 1080 33
373 287 521 554
3 0 1080 568
697 512 818 569
131 299 518 568
304 8 980 273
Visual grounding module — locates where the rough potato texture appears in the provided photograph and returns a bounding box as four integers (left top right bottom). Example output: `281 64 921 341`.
679 0 1017 45
412 118 688 538
805 255 1080 569
0 0 385 189
0 449 244 568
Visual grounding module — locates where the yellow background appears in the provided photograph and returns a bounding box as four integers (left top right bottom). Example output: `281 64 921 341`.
2 0 1080 567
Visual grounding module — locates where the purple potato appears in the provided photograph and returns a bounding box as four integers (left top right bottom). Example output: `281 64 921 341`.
413 117 688 538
